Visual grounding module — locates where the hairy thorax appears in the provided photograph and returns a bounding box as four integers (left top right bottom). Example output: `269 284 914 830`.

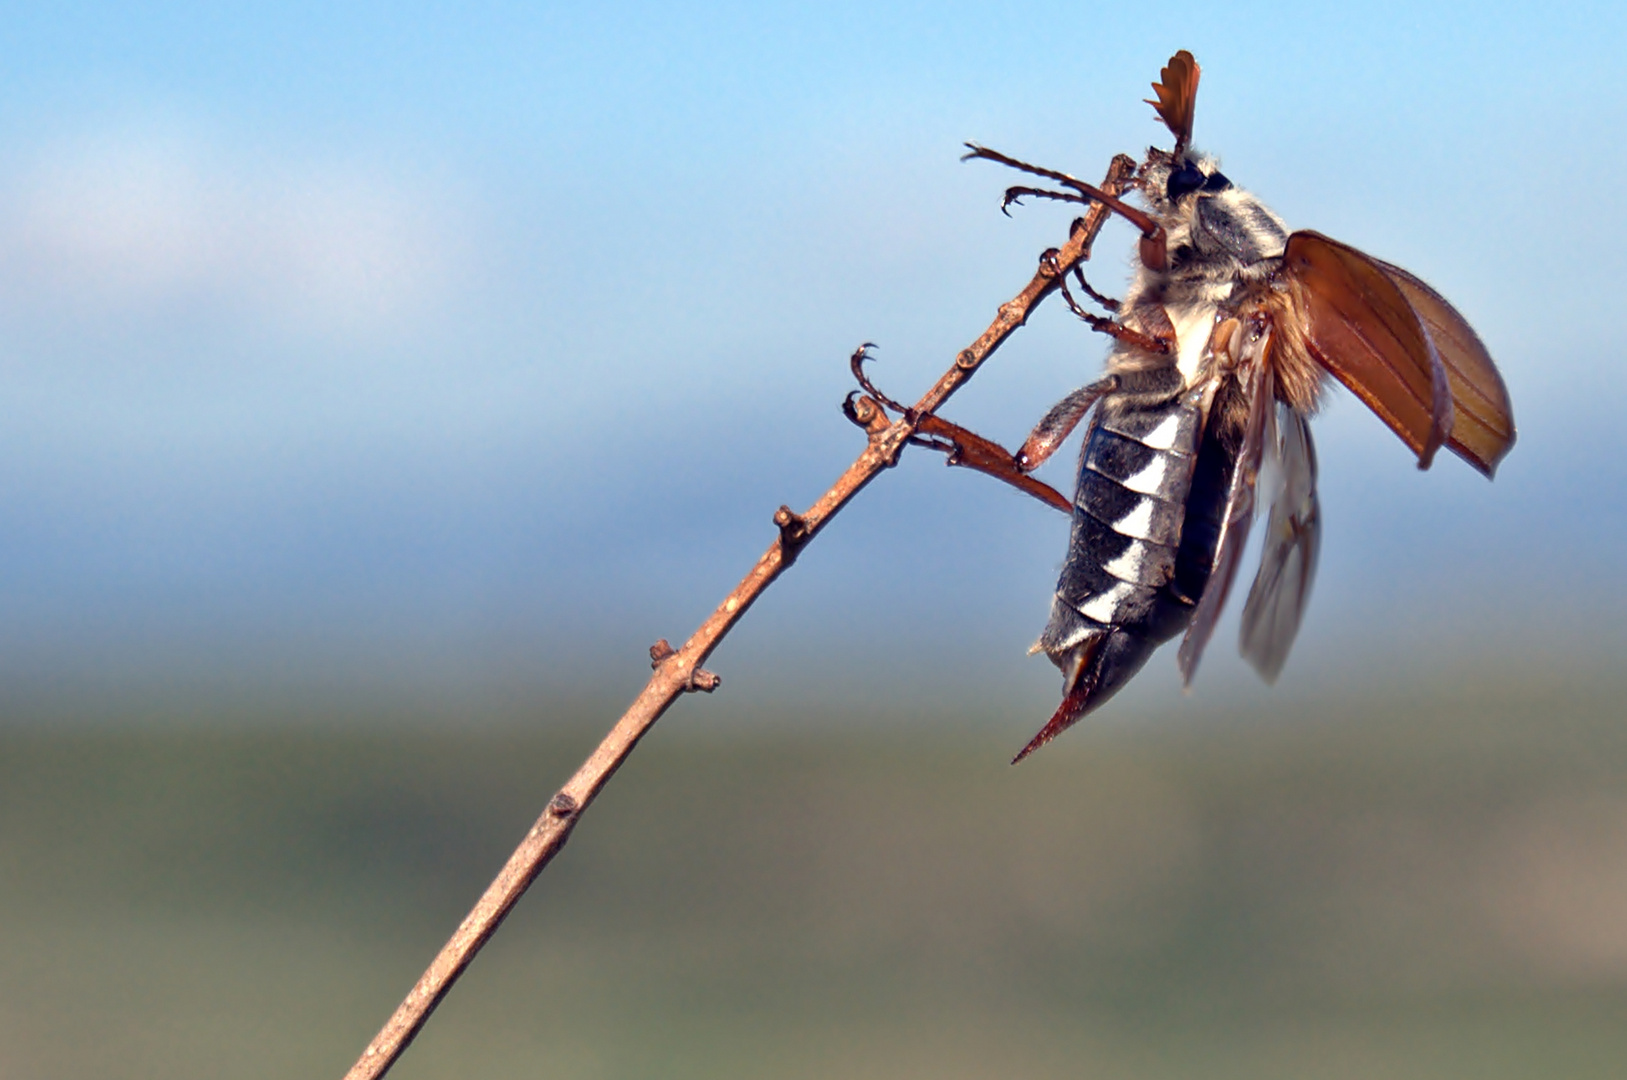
1107 153 1324 415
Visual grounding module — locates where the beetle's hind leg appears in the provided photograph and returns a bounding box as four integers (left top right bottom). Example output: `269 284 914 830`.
911 369 1118 511
1016 376 1117 472
845 344 1072 513
900 372 1122 513
910 413 1073 514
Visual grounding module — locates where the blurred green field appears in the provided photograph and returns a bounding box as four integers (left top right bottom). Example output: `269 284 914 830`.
3 669 1627 1079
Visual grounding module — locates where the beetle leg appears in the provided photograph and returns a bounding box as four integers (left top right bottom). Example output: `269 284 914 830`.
1055 274 1173 354
1084 315 1170 353
963 143 1168 270
847 343 912 415
907 414 1072 514
997 185 1093 217
1073 266 1121 313
1016 376 1117 472
852 346 1080 513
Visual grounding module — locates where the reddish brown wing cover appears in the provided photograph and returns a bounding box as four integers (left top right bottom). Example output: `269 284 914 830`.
1278 231 1444 467
1277 231 1513 476
1370 258 1516 474
1145 50 1200 150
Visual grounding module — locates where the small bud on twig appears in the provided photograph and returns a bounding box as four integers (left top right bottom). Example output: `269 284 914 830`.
650 637 720 692
774 505 810 554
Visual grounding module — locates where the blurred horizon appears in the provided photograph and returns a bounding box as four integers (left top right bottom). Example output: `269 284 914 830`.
8 690 1627 1078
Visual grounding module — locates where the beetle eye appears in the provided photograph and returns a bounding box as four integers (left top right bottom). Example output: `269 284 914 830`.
1202 170 1231 192
1166 163 1204 201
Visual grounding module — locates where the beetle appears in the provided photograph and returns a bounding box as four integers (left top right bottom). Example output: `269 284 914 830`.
856 50 1515 760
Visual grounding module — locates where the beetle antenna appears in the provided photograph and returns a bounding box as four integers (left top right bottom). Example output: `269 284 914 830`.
1145 50 1200 157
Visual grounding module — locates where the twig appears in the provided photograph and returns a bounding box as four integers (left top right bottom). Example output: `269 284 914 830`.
340 152 1137 1080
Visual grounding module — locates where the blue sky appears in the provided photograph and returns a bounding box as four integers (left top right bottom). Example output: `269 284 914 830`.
0 2 1622 722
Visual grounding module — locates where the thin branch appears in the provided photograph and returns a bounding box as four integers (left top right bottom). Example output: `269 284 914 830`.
340 152 1137 1080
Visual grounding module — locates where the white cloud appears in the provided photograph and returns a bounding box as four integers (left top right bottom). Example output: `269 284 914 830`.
0 121 472 343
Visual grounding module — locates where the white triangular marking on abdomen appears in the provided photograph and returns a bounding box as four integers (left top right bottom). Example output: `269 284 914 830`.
1121 455 1169 494
1079 581 1136 623
1113 499 1155 536
1102 546 1145 581
1139 415 1184 450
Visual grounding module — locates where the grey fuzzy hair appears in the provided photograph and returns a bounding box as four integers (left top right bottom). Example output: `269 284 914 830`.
1101 149 1292 382
1121 149 1290 311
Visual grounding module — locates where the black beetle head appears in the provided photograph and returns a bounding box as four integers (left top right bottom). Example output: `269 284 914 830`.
1166 162 1204 201
1166 161 1231 202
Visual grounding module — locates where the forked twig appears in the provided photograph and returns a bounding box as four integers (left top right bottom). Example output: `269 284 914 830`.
341 152 1137 1080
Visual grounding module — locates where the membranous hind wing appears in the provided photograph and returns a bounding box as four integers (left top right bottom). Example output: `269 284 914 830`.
1239 404 1321 683
1276 231 1515 476
1175 348 1274 685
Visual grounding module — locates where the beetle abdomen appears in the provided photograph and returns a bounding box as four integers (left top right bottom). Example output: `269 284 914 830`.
1041 391 1203 651
1025 390 1210 755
